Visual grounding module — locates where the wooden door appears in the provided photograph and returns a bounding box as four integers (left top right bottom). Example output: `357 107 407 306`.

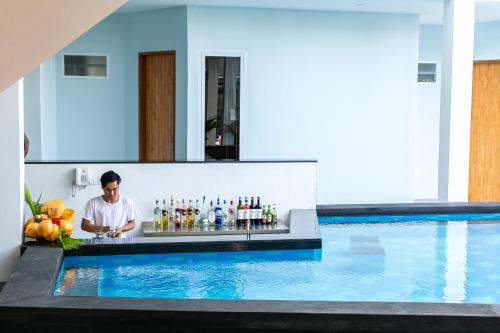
139 51 175 161
469 61 500 201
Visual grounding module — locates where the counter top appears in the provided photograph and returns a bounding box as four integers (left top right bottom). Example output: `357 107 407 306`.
142 222 289 237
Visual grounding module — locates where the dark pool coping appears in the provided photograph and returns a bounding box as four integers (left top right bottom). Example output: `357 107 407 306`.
317 202 500 216
65 238 322 256
0 246 499 332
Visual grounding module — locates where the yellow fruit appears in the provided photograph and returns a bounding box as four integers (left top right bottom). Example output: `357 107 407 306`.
60 219 74 237
46 224 60 242
40 200 53 214
47 199 65 219
61 209 75 222
23 217 35 231
37 219 53 239
24 222 38 238
34 214 49 222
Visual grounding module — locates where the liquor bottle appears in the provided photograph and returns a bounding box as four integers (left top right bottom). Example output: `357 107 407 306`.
168 197 175 227
243 197 250 226
194 198 201 225
266 204 273 224
260 205 267 224
228 200 236 225
272 204 278 224
153 199 161 228
201 195 209 225
222 199 229 225
249 197 256 224
187 199 195 227
255 197 262 224
181 199 188 227
161 199 168 228
236 197 243 226
215 196 222 225
175 200 181 228
261 204 268 224
208 200 216 225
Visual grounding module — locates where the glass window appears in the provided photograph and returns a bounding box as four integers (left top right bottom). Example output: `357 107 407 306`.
64 55 107 78
204 56 241 161
417 63 437 83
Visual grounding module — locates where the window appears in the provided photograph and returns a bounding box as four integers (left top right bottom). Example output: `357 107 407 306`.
417 62 437 83
204 56 241 161
63 54 108 78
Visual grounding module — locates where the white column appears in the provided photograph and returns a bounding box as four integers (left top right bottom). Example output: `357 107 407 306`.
438 0 476 202
0 80 24 281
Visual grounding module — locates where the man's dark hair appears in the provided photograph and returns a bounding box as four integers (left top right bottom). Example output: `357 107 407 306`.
100 170 121 187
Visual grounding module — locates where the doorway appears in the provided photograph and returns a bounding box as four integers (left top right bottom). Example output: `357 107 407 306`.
468 60 500 201
138 51 175 161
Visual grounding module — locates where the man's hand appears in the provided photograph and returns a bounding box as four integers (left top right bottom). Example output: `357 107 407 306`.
114 227 123 238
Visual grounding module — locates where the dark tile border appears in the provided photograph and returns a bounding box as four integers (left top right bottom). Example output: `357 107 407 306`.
317 202 500 216
1 244 499 332
65 238 323 256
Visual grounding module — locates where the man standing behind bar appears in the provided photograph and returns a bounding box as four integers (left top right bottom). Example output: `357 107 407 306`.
81 171 136 238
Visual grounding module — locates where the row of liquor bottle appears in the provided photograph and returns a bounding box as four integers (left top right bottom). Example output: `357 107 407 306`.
153 196 279 228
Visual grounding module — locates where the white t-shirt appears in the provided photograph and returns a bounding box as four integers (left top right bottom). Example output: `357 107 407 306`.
83 195 136 236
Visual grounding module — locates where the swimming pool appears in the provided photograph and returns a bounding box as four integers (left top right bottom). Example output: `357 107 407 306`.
56 214 500 303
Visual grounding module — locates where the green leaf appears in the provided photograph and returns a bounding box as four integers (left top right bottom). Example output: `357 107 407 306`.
57 229 81 251
24 184 36 217
34 192 43 215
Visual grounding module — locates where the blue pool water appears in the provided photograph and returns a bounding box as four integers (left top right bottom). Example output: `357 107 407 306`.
56 214 500 303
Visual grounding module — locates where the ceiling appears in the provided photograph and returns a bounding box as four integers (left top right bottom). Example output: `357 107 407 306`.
116 0 500 25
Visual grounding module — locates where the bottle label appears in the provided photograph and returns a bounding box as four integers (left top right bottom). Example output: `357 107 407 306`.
208 211 216 223
237 209 244 220
249 209 256 219
194 208 200 216
267 214 272 223
255 210 262 219
243 209 250 219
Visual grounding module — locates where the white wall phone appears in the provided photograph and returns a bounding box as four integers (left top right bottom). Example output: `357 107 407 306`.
75 167 89 186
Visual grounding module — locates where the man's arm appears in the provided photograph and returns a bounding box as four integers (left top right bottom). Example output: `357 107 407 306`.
81 218 110 233
115 219 135 237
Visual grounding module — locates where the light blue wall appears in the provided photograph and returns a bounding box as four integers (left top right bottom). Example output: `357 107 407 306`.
24 68 42 160
187 7 420 204
30 8 188 161
474 21 500 60
56 15 126 160
123 7 188 160
419 25 442 61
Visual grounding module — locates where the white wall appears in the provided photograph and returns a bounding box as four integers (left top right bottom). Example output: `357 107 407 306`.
0 81 24 281
187 7 420 204
25 162 317 239
415 25 442 201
